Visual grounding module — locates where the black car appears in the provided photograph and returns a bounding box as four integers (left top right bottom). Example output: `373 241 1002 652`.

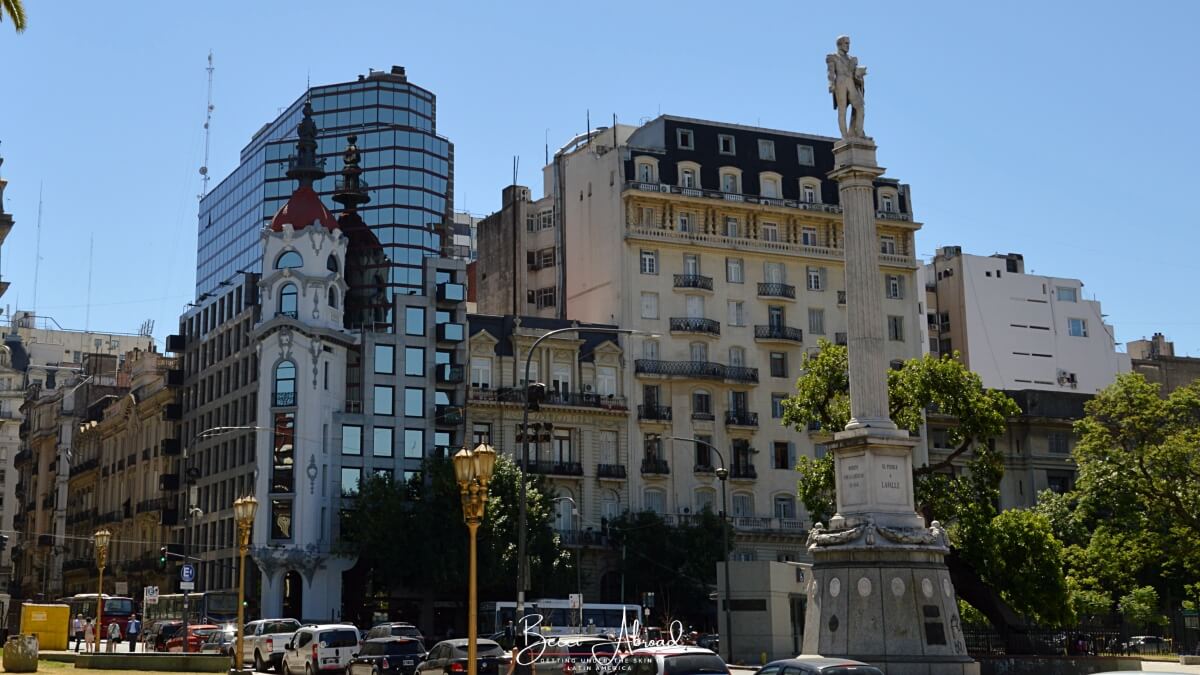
760 657 884 675
349 637 428 675
417 639 509 675
366 622 427 649
144 620 184 652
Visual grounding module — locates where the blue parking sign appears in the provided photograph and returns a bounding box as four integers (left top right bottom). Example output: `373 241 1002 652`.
180 563 196 583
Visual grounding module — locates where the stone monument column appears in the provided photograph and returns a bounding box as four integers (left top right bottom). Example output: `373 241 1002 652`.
804 36 978 675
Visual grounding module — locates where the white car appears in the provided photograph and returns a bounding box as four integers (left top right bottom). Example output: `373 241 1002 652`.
244 618 303 672
282 624 362 675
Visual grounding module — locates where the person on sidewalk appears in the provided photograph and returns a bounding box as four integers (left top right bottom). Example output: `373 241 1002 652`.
72 614 85 652
126 615 141 652
83 619 95 653
106 619 121 653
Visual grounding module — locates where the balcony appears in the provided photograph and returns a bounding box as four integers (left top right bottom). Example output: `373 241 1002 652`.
435 405 464 426
757 282 796 300
13 449 30 466
694 464 716 474
436 364 465 384
731 464 758 480
634 359 758 384
754 325 803 343
555 529 610 548
637 404 672 422
597 464 627 479
73 457 99 474
165 334 186 352
67 508 97 526
166 369 185 387
161 438 181 456
669 317 720 337
673 274 713 292
730 516 807 533
641 458 670 476
437 282 466 304
273 391 296 407
470 387 628 411
520 459 584 477
437 322 465 343
877 210 912 222
725 410 759 428
276 310 299 320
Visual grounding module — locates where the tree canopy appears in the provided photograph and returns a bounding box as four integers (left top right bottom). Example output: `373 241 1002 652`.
1 0 26 32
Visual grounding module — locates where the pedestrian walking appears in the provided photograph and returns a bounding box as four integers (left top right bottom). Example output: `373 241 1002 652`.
126 615 141 652
72 614 85 652
106 620 121 653
83 619 95 653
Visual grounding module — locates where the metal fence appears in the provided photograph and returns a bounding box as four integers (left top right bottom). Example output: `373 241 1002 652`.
963 612 1199 657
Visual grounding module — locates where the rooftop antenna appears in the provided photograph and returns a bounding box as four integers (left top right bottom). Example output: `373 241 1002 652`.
84 235 94 333
544 129 549 166
198 50 215 200
31 182 43 314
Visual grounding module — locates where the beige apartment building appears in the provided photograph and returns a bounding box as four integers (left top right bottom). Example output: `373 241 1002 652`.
477 116 925 561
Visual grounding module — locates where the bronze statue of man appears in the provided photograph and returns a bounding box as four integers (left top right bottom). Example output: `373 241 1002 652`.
827 35 867 139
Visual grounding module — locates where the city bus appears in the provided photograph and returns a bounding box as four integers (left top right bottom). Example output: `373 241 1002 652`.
144 591 239 627
479 600 642 639
59 594 137 635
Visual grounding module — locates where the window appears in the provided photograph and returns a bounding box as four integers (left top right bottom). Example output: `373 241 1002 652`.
806 266 825 291
801 226 818 246
695 488 715 513
1068 318 1088 337
761 222 779 241
721 172 739 194
683 253 700 275
1047 471 1073 494
404 429 423 459
797 144 815 166
771 393 787 419
373 427 393 458
773 442 791 470
768 305 785 328
681 168 697 188
880 235 897 255
275 250 303 269
539 248 556 268
881 194 895 212
328 287 338 308
678 212 693 233
374 385 394 415
640 207 656 226
886 274 905 299
278 283 298 317
758 139 776 161
732 493 754 518
729 346 746 367
644 489 666 514
274 360 296 405
695 435 713 468
341 425 362 456
599 430 618 465
640 292 659 319
888 315 905 341
770 353 787 378
470 357 492 389
774 494 796 519
472 423 491 446
724 216 739 238
719 134 736 155
535 287 557 309
690 341 709 362
676 128 694 150
642 339 659 360
405 307 425 336
692 389 712 417
637 161 656 183
404 347 424 376
640 250 658 275
551 363 572 396
339 468 361 497
404 387 424 417
1056 286 1078 302
727 301 746 327
764 261 785 284
761 177 780 198
375 344 395 375
808 308 825 335
726 258 744 283
596 366 617 396
1048 432 1070 454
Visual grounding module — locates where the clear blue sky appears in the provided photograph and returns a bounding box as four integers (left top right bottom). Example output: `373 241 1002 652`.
1 1 1197 354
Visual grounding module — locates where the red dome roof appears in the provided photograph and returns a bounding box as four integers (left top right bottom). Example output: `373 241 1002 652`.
269 186 338 232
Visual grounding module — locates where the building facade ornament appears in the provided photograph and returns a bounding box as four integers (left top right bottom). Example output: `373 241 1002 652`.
827 35 867 139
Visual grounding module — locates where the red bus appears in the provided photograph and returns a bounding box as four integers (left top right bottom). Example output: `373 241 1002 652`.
59 594 136 636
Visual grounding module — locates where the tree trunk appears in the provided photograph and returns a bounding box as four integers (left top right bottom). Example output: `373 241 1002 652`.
945 551 1041 654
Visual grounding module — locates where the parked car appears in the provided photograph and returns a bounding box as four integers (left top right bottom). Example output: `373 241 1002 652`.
144 620 183 652
166 624 221 653
281 623 362 675
1120 635 1172 654
365 623 426 648
244 618 304 672
694 636 719 653
620 646 728 675
348 637 428 675
760 656 884 675
416 639 509 675
201 627 237 657
529 634 621 675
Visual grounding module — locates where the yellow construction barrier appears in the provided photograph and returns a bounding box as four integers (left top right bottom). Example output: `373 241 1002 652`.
19 603 70 651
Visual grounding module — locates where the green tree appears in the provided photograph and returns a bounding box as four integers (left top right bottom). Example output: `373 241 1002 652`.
1118 586 1167 629
782 341 1072 637
1 0 26 32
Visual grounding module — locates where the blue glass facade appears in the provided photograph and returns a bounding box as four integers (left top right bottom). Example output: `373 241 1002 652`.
196 69 453 298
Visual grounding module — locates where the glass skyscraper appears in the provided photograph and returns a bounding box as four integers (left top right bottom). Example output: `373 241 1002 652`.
196 66 453 299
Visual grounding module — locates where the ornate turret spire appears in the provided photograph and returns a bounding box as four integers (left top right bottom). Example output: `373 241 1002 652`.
286 100 326 188
333 134 370 212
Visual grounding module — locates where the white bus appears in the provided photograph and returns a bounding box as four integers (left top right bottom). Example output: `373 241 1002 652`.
479 600 642 638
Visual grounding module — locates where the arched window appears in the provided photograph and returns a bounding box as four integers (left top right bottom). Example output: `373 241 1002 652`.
643 488 666 515
694 488 716 513
274 360 296 406
279 283 298 317
276 250 303 269
326 254 339 273
328 287 338 308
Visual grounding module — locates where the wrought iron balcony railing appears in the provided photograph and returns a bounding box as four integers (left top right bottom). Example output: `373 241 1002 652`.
637 404 672 421
754 325 803 342
640 458 670 475
634 359 758 384
725 410 759 427
669 317 720 336
757 282 796 299
597 464 627 479
673 274 713 291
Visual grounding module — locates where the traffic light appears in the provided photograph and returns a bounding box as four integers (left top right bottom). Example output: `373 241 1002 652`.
158 547 168 570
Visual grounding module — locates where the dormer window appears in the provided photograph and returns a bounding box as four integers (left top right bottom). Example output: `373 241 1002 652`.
636 158 658 183
760 173 781 199
677 128 694 150
799 178 822 204
758 139 776 161
881 194 895 212
276 251 303 269
679 166 698 189
720 171 740 194
719 134 736 155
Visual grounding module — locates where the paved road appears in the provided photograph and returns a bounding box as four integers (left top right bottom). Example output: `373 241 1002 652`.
733 661 1200 674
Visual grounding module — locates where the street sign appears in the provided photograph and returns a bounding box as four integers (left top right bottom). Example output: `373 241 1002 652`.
180 581 195 591
180 563 196 583
144 586 159 605
568 593 582 609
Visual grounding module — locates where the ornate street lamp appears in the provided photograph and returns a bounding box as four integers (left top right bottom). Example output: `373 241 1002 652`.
232 495 259 675
93 529 111 652
454 443 496 675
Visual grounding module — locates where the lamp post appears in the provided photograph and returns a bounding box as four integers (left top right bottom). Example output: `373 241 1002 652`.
663 436 732 664
516 327 651 622
232 496 258 675
552 496 583 628
454 443 497 675
93 529 111 653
